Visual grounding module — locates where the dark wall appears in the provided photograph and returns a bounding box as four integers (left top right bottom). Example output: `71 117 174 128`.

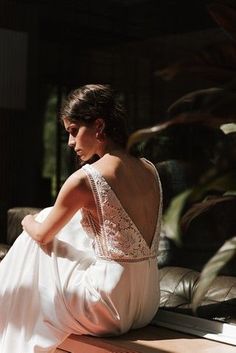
0 1 47 241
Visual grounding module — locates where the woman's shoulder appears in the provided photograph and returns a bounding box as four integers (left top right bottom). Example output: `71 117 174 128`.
65 168 93 193
90 153 156 184
90 154 121 176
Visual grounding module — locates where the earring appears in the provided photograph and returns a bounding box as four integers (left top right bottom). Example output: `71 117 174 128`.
96 131 105 141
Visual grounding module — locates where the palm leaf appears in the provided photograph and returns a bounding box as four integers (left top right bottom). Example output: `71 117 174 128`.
168 86 236 119
127 112 224 150
156 41 236 84
162 189 192 245
192 235 236 311
127 121 171 151
208 2 236 41
181 195 236 232
221 122 236 134
127 86 236 150
188 171 236 204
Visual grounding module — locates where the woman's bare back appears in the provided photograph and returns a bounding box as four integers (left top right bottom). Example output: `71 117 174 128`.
92 153 161 248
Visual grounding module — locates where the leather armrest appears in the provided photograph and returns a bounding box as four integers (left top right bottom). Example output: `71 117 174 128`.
0 243 10 261
7 207 41 245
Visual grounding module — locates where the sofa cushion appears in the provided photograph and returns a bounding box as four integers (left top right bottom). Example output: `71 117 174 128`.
159 266 236 321
0 243 10 261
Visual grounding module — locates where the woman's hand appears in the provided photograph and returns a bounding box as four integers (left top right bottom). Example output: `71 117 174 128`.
21 214 35 229
21 214 41 242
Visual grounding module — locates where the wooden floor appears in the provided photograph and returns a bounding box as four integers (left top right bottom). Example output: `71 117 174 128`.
57 325 236 353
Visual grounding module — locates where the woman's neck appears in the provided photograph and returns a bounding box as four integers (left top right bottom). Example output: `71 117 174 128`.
97 140 125 158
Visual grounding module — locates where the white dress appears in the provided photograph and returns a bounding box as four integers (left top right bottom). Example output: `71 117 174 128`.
0 160 162 353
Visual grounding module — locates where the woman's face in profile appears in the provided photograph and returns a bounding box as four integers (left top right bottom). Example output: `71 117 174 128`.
63 117 98 161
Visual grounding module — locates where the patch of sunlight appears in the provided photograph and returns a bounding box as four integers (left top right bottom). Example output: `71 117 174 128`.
220 123 236 134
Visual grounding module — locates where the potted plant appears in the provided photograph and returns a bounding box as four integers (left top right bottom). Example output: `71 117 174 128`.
128 0 236 311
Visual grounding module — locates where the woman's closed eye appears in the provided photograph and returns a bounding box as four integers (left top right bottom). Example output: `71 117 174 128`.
68 127 79 137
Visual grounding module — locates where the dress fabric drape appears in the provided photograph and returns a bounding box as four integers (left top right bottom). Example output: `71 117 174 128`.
0 160 162 353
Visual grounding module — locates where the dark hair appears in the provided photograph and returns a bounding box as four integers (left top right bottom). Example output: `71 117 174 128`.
60 84 128 148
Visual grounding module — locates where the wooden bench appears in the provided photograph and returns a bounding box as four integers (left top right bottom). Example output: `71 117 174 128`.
57 325 236 353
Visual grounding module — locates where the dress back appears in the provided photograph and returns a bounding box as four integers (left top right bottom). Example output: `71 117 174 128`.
81 161 162 262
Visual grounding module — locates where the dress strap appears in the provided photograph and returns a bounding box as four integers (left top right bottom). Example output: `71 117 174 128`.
81 164 106 227
141 158 163 209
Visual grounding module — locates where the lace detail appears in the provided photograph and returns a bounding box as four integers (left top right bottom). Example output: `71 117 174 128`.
81 162 162 262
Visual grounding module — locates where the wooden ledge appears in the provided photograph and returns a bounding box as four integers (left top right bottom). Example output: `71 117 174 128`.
57 325 236 353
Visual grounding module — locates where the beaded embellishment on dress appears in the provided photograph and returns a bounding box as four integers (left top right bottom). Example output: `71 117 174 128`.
81 162 162 262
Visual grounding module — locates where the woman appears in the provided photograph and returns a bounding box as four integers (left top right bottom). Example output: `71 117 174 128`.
0 84 162 353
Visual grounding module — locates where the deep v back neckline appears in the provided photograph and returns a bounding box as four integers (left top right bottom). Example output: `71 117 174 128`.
87 161 161 250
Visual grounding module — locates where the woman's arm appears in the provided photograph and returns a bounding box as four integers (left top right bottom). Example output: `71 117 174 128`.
21 170 91 244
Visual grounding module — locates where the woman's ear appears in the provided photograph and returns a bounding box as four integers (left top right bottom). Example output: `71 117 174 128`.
95 118 105 134
95 118 106 141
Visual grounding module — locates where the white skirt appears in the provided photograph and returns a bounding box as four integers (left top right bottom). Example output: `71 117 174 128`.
0 208 160 353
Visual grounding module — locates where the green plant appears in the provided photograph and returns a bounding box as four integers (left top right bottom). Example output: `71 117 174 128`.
128 0 236 310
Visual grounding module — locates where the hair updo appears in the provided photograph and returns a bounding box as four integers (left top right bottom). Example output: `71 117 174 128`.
60 84 128 148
